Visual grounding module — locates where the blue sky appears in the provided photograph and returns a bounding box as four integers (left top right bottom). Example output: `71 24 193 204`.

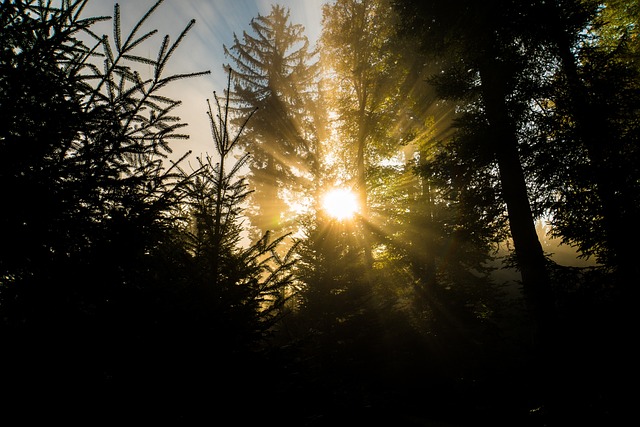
84 0 328 163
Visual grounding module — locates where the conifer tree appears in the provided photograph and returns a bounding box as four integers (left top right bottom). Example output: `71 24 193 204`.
392 1 637 423
320 0 408 267
0 0 210 413
223 5 323 237
527 0 640 288
392 0 557 349
180 70 299 351
0 0 209 285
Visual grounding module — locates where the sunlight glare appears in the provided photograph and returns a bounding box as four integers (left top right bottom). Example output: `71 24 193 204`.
322 188 359 220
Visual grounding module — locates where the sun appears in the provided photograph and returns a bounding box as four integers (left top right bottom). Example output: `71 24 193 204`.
322 188 359 220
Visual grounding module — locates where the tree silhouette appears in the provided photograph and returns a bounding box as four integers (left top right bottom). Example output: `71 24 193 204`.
1 0 634 424
320 0 409 268
393 0 556 350
223 4 323 237
527 0 640 291
392 0 635 423
180 69 298 353
0 0 211 419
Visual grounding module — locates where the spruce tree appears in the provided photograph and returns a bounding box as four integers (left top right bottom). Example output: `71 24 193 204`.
528 0 640 287
319 0 408 268
223 5 323 237
181 70 298 352
0 0 209 416
392 0 557 349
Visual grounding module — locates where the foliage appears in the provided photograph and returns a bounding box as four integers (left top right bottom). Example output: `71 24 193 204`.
0 0 207 345
223 5 324 236
391 0 634 423
180 70 299 347
526 0 640 275
0 0 208 284
0 0 635 424
0 1 295 420
319 0 420 274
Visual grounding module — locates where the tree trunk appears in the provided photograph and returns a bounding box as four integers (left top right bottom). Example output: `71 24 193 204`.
356 107 374 269
551 21 638 289
478 57 556 347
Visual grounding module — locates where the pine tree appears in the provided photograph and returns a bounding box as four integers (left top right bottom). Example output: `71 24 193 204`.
320 0 408 267
0 0 209 285
0 0 210 416
223 5 323 237
392 0 557 349
392 0 638 423
181 70 298 348
528 0 640 288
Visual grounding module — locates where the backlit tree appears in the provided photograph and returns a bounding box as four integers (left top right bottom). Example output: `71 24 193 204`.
223 5 324 237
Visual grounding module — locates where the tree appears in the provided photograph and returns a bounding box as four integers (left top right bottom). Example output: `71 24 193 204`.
392 1 638 423
0 0 209 283
180 70 298 352
0 0 212 418
528 0 640 292
320 0 408 267
223 5 323 237
392 0 557 348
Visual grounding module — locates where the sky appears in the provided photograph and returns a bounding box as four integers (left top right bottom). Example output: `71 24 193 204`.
83 0 328 165
78 1 592 263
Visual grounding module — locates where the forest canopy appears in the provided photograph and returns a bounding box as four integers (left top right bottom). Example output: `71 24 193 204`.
1 0 637 425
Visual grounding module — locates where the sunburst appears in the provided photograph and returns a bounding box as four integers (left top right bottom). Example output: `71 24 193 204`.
321 188 359 220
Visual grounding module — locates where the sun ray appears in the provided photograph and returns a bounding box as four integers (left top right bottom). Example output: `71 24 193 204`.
322 187 359 220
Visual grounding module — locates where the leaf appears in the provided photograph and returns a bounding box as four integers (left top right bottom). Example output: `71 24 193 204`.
101 34 114 66
148 94 176 104
120 53 157 67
